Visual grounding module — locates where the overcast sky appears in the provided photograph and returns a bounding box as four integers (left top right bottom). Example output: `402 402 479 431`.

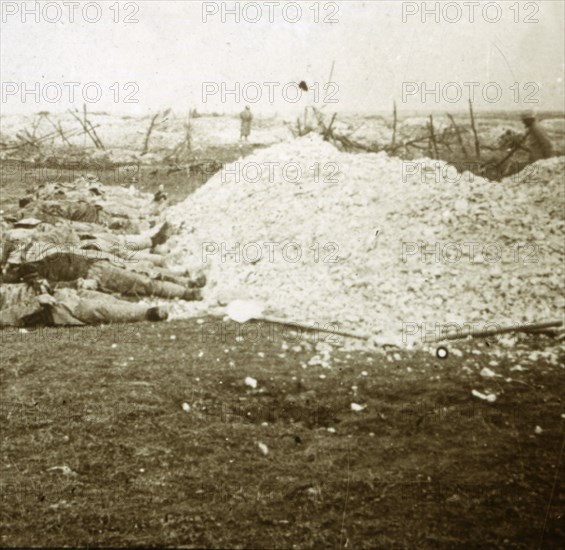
1 0 564 115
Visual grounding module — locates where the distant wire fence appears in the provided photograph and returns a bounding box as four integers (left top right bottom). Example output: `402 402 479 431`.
292 101 533 180
0 102 541 182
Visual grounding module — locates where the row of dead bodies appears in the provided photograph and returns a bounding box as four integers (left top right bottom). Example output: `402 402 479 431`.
0 177 204 327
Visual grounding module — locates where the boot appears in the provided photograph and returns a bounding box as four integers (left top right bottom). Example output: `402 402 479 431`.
182 288 203 301
146 306 169 321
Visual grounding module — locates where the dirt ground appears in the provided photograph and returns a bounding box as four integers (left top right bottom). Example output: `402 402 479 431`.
1 135 564 548
1 319 564 548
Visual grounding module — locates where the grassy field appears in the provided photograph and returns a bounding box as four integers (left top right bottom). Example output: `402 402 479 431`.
1 318 564 548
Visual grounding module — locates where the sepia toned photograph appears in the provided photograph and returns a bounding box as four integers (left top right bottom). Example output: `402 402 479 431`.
1 1 564 548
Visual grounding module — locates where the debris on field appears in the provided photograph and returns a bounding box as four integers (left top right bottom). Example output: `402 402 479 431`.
480 367 499 378
472 390 497 403
47 465 76 476
258 442 269 456
245 376 258 389
351 403 366 412
534 426 543 435
308 355 329 368
182 403 191 413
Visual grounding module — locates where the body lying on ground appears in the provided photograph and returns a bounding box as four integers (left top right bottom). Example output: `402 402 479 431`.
1 176 204 327
2 247 203 301
19 178 163 229
0 281 168 326
2 218 171 266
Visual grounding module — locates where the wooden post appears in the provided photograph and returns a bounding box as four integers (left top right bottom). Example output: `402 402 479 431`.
68 109 99 149
390 101 397 151
87 119 105 150
324 113 337 141
83 103 88 147
141 112 159 155
43 115 72 146
428 115 439 159
447 113 469 159
468 99 481 159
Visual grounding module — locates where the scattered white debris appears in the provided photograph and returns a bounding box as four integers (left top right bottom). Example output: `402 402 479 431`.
451 348 463 357
327 427 336 433
258 442 269 455
306 487 320 498
308 355 330 368
257 352 265 359
510 365 527 372
198 351 204 358
170 335 176 340
319 374 326 379
47 465 76 476
488 360 498 367
361 371 368 376
472 390 497 403
111 343 117 349
351 403 366 412
245 376 258 389
480 367 498 378
534 426 543 435
393 353 402 361
182 403 191 413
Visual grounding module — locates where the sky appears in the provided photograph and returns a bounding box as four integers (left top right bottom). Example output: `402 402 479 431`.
1 0 564 115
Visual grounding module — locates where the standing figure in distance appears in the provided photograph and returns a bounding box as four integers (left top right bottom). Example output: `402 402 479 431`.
240 106 253 142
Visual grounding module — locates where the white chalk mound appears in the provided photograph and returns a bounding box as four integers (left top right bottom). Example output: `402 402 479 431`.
166 134 565 346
